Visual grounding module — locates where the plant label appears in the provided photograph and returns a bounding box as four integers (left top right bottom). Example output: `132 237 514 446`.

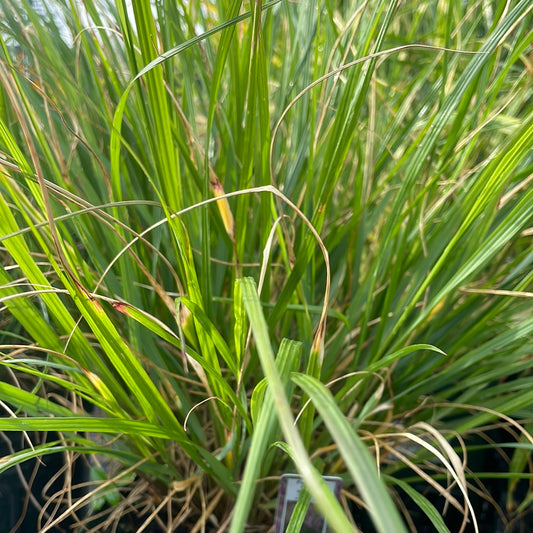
274 474 343 533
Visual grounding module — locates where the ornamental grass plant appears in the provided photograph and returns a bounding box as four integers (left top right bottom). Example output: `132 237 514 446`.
0 0 532 531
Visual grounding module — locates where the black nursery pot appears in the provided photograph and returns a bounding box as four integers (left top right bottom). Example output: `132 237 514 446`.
0 430 89 533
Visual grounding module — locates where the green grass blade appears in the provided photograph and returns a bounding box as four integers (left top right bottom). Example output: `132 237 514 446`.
291 373 407 533
238 277 355 533
385 476 450 533
230 338 301 533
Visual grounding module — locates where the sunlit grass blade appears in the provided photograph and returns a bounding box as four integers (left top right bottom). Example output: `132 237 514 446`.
239 276 355 533
0 381 76 417
291 373 408 533
230 338 300 532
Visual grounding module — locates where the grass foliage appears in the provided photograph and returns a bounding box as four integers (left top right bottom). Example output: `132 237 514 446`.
0 0 532 531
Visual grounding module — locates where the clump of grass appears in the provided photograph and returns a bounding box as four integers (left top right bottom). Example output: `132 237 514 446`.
1 0 532 531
